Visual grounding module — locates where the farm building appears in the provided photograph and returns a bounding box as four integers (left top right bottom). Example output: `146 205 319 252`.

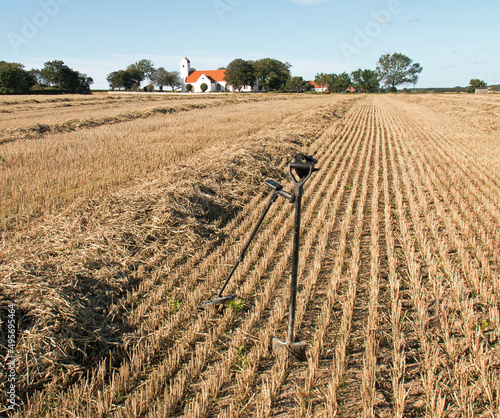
345 85 357 93
308 81 328 92
180 57 258 93
475 87 497 94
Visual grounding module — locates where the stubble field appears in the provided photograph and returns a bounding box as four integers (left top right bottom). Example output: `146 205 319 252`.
1 92 499 417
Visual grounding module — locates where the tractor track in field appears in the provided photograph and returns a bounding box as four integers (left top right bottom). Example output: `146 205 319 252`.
5 94 500 417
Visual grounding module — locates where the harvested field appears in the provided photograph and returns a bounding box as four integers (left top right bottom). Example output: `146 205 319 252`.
1 93 499 417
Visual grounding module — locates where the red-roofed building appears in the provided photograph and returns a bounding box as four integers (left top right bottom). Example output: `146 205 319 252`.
307 81 328 92
185 70 226 84
180 57 258 93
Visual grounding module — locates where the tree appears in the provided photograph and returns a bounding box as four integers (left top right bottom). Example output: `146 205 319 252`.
224 59 256 92
107 71 120 90
77 73 93 94
26 69 40 88
166 71 181 92
332 72 352 93
128 59 155 85
40 60 93 93
285 76 308 93
315 73 336 92
376 52 422 91
124 59 155 89
253 58 291 91
58 66 81 92
107 70 134 90
151 68 181 92
150 67 169 91
40 60 65 86
108 62 157 91
125 65 145 90
0 61 30 93
351 69 379 93
106 71 121 90
467 78 487 93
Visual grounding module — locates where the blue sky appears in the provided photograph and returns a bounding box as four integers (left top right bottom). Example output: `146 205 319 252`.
1 0 498 89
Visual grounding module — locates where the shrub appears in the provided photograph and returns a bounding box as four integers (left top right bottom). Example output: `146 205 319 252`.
200 83 208 93
185 83 192 92
387 86 397 93
146 84 154 92
28 88 64 95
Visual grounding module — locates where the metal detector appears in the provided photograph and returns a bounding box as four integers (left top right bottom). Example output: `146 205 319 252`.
198 179 293 309
272 154 318 361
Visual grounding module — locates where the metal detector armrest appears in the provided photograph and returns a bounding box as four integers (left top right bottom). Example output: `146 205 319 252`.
265 180 294 202
265 180 283 191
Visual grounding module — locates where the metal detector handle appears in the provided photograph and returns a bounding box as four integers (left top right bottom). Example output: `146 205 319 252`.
289 154 319 195
265 180 294 202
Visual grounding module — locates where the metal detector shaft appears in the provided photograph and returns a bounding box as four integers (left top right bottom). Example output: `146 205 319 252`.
273 154 318 361
217 190 278 298
287 185 302 343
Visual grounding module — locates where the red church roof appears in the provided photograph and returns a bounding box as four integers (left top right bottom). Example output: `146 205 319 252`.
308 81 326 89
185 69 226 83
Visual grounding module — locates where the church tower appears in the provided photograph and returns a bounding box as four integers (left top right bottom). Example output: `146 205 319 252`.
180 57 190 81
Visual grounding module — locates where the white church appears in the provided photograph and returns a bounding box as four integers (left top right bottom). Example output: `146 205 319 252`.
179 57 258 93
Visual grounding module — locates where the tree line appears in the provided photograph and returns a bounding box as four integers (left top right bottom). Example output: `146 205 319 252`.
222 58 296 91
0 60 93 94
315 53 423 93
106 59 182 91
1 53 490 95
106 57 297 92
209 53 425 93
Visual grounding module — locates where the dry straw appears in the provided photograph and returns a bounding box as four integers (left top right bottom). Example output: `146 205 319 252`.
2 93 499 417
